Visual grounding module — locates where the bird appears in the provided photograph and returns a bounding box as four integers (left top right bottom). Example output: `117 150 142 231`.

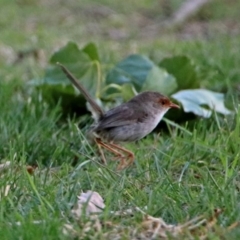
57 63 179 170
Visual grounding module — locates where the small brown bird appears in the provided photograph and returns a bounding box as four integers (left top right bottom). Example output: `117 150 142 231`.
57 63 179 170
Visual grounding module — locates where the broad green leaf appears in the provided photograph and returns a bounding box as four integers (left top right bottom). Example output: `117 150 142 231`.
50 42 90 64
142 65 178 95
78 62 101 97
31 41 103 116
102 83 137 102
172 89 232 118
42 42 100 97
120 83 137 101
82 42 100 61
159 56 199 90
106 54 154 91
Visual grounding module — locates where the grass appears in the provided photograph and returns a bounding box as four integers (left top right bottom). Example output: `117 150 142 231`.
1 0 240 239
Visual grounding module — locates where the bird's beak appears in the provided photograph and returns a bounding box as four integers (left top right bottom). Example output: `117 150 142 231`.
169 101 180 109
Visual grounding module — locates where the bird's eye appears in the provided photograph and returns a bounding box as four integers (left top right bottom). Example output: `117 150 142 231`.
157 97 169 106
159 99 167 105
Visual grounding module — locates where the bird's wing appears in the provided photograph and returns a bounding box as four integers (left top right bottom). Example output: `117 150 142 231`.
95 103 142 130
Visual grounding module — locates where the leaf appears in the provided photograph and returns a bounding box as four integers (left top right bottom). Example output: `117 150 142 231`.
159 56 199 90
101 83 137 103
0 161 11 174
142 65 178 95
30 42 103 115
172 89 232 118
72 191 105 219
82 42 100 61
106 54 154 91
42 42 101 98
120 83 137 101
50 42 90 64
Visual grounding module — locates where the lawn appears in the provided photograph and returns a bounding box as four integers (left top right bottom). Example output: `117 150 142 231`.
0 0 240 239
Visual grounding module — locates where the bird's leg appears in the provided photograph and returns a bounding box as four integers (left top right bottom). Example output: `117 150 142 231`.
94 138 107 165
95 138 126 168
95 138 124 157
107 142 135 170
